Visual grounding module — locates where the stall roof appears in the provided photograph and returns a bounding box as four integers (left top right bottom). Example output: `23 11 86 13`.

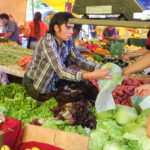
0 0 27 23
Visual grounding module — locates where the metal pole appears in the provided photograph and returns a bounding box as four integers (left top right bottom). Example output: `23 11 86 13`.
32 0 34 19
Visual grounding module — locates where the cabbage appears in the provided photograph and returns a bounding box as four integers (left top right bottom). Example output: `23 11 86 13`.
96 119 118 130
96 119 125 142
123 122 143 133
95 63 124 112
139 137 150 150
103 141 128 150
127 140 142 150
123 126 146 140
89 128 109 150
136 108 150 127
115 105 138 125
95 109 115 120
107 126 124 141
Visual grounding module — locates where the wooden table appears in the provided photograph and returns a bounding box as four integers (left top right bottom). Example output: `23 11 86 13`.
0 65 24 78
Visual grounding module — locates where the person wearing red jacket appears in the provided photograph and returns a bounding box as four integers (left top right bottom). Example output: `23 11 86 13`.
27 12 48 50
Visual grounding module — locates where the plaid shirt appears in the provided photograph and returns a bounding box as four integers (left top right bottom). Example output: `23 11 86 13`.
25 33 101 94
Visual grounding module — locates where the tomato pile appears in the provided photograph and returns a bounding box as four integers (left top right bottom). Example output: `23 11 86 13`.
17 55 32 70
78 41 100 52
112 78 146 106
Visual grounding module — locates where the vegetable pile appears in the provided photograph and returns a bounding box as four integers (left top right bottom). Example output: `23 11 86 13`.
0 43 33 66
89 106 150 150
17 55 32 70
51 101 96 129
110 43 125 57
0 38 8 44
112 78 146 106
0 80 150 149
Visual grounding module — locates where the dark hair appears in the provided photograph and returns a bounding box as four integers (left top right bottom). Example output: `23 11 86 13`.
74 24 82 30
33 12 42 38
48 12 74 35
0 13 9 20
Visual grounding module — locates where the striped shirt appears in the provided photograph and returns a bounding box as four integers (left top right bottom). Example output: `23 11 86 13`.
25 33 101 94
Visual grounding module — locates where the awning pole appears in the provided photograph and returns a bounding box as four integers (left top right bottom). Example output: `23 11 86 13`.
32 0 34 19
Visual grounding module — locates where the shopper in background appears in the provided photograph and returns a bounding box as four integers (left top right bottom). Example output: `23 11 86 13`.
100 26 119 44
27 12 48 50
23 12 111 101
0 13 21 45
72 24 82 39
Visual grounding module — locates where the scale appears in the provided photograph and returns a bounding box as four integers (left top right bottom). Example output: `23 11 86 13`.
73 0 144 20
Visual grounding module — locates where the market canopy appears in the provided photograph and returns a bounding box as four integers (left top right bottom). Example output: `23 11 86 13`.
0 0 27 23
40 0 75 12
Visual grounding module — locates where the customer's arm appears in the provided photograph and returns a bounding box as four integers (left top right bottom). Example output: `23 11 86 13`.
122 53 150 75
122 47 150 60
135 84 150 98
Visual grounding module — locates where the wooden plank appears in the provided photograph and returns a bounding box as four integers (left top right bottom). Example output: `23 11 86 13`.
22 124 89 150
0 65 24 78
69 18 150 28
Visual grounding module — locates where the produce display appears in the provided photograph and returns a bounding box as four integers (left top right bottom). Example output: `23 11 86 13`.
112 78 147 106
17 55 32 70
125 44 142 52
0 35 150 149
110 43 125 57
0 43 33 66
0 82 150 150
0 38 9 44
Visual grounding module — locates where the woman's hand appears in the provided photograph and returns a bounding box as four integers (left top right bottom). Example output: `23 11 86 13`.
83 69 112 80
135 84 150 98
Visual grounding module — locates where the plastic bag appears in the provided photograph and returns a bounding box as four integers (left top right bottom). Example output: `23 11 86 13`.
131 95 150 113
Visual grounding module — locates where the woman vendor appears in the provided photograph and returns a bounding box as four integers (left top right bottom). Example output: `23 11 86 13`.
23 12 111 101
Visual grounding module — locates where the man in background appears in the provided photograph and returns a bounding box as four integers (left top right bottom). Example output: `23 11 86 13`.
0 13 21 45
100 26 119 44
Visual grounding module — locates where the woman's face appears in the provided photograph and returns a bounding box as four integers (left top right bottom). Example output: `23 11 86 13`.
55 23 74 41
107 26 113 32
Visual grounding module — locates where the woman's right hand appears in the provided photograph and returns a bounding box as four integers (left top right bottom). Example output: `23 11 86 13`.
83 69 112 80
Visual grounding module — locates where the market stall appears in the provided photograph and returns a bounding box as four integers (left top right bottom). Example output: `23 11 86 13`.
0 0 27 23
1 0 150 150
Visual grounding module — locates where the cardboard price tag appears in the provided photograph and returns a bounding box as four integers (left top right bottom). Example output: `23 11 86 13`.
22 124 89 150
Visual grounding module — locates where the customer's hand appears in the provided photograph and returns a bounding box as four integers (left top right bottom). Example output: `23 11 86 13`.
119 51 130 61
135 84 150 98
